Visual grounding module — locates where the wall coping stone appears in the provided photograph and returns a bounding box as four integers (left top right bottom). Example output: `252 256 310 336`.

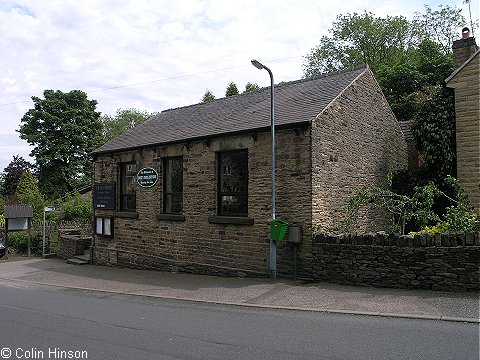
314 232 480 247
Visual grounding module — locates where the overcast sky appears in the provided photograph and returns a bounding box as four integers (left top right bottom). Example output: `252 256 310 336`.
0 0 478 172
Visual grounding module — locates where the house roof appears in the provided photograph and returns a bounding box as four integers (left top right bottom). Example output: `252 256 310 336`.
92 65 368 155
445 48 480 84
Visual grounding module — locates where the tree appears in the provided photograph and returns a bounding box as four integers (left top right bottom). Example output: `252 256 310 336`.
412 85 456 181
375 39 453 121
101 108 156 143
1 155 34 197
243 82 260 93
303 12 416 77
15 171 44 220
413 5 466 53
18 89 103 198
201 89 215 102
225 82 239 97
302 6 465 78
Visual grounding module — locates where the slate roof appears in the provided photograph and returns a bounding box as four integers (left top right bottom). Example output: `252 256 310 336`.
92 65 368 155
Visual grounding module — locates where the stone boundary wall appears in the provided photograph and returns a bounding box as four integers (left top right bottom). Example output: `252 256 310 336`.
58 228 92 260
312 232 480 292
58 235 85 260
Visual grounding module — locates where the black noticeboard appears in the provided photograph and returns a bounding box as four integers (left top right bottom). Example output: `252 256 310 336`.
93 182 116 210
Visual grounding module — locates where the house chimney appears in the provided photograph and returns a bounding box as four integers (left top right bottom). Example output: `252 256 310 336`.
452 27 478 68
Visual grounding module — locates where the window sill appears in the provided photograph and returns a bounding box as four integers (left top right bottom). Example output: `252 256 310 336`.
208 216 254 225
114 211 139 219
156 213 186 221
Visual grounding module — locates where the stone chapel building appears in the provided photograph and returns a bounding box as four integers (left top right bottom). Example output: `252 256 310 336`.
91 65 407 278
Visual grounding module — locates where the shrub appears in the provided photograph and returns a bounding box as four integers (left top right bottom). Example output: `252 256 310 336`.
62 192 92 221
7 231 41 254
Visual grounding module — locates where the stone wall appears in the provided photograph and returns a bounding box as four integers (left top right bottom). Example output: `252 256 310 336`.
311 69 407 233
312 232 480 292
58 235 88 259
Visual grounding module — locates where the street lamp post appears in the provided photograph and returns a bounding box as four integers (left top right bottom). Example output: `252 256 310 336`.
251 59 277 281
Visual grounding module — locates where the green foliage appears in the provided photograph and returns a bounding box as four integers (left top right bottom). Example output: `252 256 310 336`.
302 6 462 123
0 214 4 225
18 89 103 198
7 231 41 254
375 39 453 121
1 155 34 197
412 86 456 180
100 108 156 143
303 12 415 77
347 174 478 235
15 172 45 221
62 192 92 221
201 89 215 102
413 5 466 53
345 174 441 234
243 82 260 93
225 82 239 97
411 177 480 234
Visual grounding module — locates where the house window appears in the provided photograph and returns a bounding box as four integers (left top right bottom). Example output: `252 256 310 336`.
120 162 136 211
163 157 183 214
218 150 248 216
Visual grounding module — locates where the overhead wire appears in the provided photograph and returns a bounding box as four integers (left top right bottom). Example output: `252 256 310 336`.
0 55 301 107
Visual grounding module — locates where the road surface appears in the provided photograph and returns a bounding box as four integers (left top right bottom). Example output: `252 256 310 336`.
0 283 478 360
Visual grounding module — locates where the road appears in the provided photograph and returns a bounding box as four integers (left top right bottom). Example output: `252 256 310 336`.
0 283 478 360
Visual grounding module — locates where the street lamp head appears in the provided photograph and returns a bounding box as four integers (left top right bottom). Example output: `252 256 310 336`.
251 59 264 70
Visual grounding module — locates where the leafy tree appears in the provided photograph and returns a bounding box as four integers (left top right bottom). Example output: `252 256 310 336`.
412 86 456 181
225 82 239 97
18 90 103 198
101 108 156 143
413 5 466 53
303 12 416 77
1 155 34 197
375 39 453 121
15 171 44 220
201 89 215 102
302 5 465 78
243 82 260 93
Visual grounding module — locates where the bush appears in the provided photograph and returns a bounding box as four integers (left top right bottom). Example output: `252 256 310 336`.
62 192 92 221
7 231 41 254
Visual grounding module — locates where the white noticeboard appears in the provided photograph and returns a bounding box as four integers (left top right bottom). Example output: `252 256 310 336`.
8 218 29 231
104 218 112 236
96 218 103 235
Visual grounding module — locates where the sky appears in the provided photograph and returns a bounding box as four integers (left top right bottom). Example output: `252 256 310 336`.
0 0 478 173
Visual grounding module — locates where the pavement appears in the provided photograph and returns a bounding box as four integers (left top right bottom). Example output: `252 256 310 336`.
0 257 478 323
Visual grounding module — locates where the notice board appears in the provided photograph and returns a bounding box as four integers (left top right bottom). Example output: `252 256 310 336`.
93 183 116 210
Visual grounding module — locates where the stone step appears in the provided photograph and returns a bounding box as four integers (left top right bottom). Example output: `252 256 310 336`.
67 250 91 265
66 257 89 265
